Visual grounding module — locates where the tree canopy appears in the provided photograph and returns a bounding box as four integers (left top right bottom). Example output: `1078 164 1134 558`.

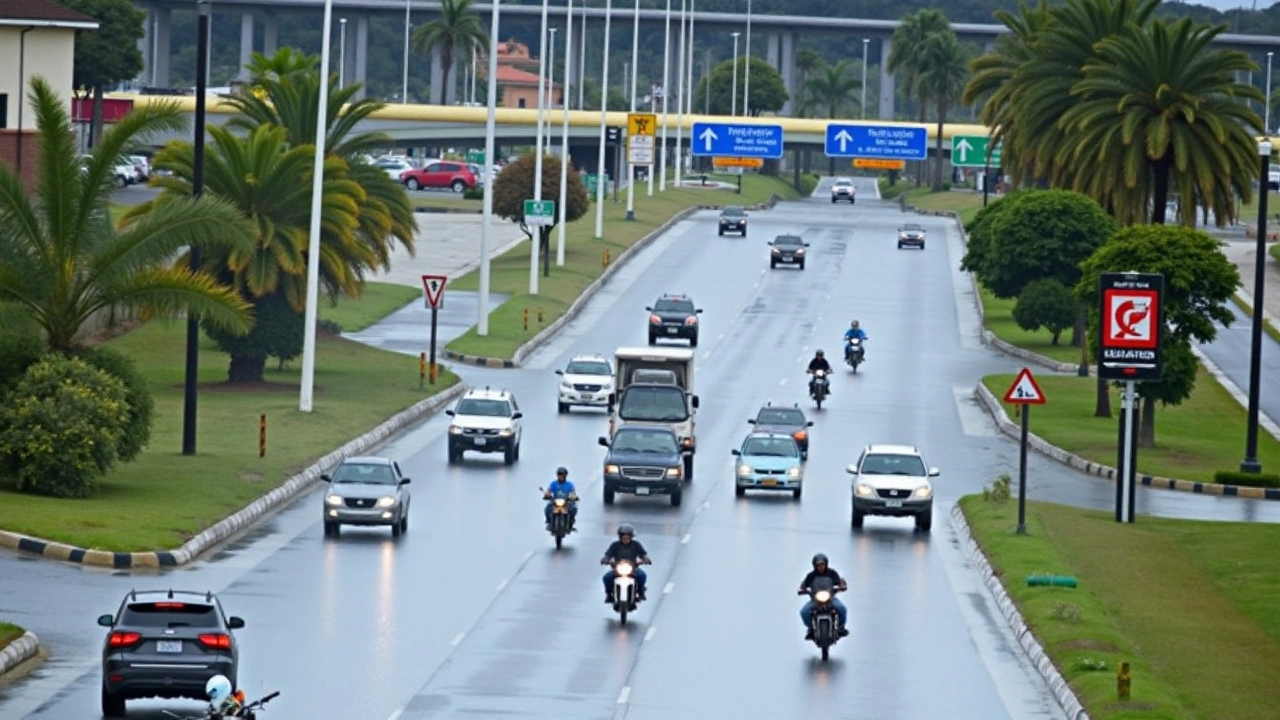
62 0 145 92
693 56 788 117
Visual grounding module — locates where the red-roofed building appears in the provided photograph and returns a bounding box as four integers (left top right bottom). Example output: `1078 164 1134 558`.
478 38 562 109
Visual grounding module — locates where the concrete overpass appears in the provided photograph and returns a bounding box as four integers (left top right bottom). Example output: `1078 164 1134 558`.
132 0 1280 120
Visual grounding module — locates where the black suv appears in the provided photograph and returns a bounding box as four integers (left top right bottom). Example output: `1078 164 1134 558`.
718 206 748 236
646 294 702 346
748 403 814 457
768 234 809 269
98 589 244 717
599 424 686 507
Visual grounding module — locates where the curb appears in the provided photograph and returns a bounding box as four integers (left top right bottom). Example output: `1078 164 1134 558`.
972 381 1280 501
413 204 481 215
950 505 1091 720
0 631 40 679
0 383 468 568
441 193 787 368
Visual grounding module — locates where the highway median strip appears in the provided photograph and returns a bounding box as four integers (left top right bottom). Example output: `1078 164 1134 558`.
0 621 39 680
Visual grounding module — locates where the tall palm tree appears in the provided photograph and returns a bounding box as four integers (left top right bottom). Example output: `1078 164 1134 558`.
888 9 951 185
916 31 970 191
803 60 862 119
413 0 489 105
0 77 253 352
1062 17 1263 225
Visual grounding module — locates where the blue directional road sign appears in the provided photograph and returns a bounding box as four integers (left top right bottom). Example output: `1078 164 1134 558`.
690 122 785 159
824 123 927 161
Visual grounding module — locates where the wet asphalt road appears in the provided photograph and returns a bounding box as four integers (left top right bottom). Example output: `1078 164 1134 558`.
4 179 1280 720
1197 299 1280 427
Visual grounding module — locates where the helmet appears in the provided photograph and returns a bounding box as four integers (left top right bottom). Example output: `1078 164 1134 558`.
206 675 233 704
851 320 860 328
815 349 825 357
556 466 568 477
812 553 829 568
618 523 635 537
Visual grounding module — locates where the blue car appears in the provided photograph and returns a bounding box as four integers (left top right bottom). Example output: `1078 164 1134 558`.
732 432 804 500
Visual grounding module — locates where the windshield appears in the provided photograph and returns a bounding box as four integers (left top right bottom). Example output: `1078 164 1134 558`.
721 207 745 216
455 398 511 417
859 454 927 476
774 237 803 247
742 437 798 457
902 224 923 232
332 463 398 485
618 386 689 421
654 299 694 313
566 360 611 376
612 429 679 454
835 180 852 186
756 408 805 425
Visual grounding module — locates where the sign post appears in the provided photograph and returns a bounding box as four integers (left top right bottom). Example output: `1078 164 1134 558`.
1097 272 1165 524
523 199 556 226
422 274 448 385
1004 367 1046 535
627 112 657 167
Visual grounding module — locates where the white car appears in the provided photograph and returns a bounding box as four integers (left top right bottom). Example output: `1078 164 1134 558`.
445 388 524 465
848 444 938 532
555 355 615 413
375 157 415 181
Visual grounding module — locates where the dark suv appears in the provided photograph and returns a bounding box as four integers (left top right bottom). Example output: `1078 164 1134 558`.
718 206 748 236
768 234 809 269
646 294 702 346
599 424 686 507
98 589 244 717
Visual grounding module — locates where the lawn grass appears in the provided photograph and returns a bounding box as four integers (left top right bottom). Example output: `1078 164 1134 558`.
0 621 23 647
1238 190 1280 221
0 321 459 552
319 282 421 333
980 286 1084 365
904 186 986 225
409 195 482 212
1229 293 1280 345
109 203 128 224
444 174 798 359
961 495 1280 720
981 368 1280 482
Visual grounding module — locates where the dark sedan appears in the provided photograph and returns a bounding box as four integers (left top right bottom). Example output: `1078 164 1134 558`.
769 234 809 269
718 206 748 236
747 404 813 457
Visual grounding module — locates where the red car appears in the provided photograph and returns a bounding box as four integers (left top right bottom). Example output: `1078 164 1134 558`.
399 160 478 193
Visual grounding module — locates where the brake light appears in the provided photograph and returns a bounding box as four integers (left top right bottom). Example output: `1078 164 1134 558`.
108 631 141 648
684 316 697 325
794 430 807 441
198 633 233 650
650 314 661 324
153 602 184 609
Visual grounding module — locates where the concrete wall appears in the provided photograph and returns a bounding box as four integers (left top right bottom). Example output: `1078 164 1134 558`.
0 27 76 129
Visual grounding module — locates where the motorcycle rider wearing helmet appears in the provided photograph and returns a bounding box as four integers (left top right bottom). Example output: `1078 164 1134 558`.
798 553 849 638
206 675 245 717
844 321 868 359
807 350 833 396
544 466 579 528
601 524 652 602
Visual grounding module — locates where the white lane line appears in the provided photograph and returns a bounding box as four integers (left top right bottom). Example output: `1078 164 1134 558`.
496 579 508 592
644 627 657 642
523 550 534 563
663 581 675 594
696 500 710 514
387 710 403 720
779 377 788 386
718 333 726 341
617 686 632 704
681 533 692 544
450 632 465 646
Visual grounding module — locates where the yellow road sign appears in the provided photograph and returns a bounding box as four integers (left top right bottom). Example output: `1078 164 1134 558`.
712 156 764 169
853 158 906 170
628 113 657 136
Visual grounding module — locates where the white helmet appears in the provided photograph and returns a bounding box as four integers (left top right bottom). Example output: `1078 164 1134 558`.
206 675 232 704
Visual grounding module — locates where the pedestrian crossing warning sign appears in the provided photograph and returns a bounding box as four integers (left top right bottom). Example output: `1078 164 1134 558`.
1003 367 1046 405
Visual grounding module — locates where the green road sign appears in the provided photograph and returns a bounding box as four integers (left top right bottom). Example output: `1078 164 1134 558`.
524 199 556 226
467 149 485 164
583 173 609 197
951 135 1003 168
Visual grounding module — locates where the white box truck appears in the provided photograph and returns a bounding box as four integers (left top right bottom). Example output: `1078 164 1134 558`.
607 347 698 478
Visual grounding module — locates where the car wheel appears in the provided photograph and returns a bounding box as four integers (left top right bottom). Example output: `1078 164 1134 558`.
718 229 724 236
400 512 409 534
452 179 467 193
770 260 777 269
689 336 698 348
830 197 837 204
670 488 683 507
323 521 340 537
793 487 802 500
897 242 903 249
504 445 516 465
851 507 865 530
101 685 126 717
406 178 421 191
741 229 747 237
798 261 806 270
648 334 657 346
916 508 933 532
683 454 694 480
735 484 745 498
558 402 569 414
391 518 402 538
514 442 521 460
920 242 926 250
603 486 615 505
447 446 460 464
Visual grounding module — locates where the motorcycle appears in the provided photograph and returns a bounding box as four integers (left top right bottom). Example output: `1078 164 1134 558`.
809 369 830 409
844 337 865 372
162 690 280 720
605 558 649 625
800 580 844 661
541 488 579 549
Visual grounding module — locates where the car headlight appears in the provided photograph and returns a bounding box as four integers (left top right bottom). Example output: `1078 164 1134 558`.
605 464 620 475
795 249 805 255
326 494 343 506
666 466 683 479
615 561 634 576
376 496 396 508
814 590 832 603
448 425 462 435
498 428 513 437
737 464 752 477
914 486 933 499
855 483 874 497
771 248 781 254
560 382 573 391
788 467 802 478
685 317 697 325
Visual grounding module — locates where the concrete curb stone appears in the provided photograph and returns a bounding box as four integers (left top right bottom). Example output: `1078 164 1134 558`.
0 631 40 680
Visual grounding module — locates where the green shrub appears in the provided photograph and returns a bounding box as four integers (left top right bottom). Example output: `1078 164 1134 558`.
1270 243 1279 263
0 331 47 398
462 187 484 200
983 474 1012 503
0 356 130 498
1012 278 1078 345
941 182 952 191
75 346 154 463
878 178 910 199
1213 470 1280 488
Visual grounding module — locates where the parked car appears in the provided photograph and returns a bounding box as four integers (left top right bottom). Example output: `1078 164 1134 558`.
321 456 412 537
400 160 478 193
375 157 415 180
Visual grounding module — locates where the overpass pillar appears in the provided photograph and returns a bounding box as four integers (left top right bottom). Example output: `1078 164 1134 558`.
430 47 444 105
766 33 779 67
238 13 254 80
354 15 369 100
141 5 172 88
445 62 458 105
878 38 895 120
263 14 278 56
779 32 795 116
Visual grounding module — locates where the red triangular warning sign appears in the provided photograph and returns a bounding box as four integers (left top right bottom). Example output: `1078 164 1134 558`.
1003 367 1046 404
422 274 448 308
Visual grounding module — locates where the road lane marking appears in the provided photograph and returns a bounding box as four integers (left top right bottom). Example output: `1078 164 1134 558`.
663 582 675 594
779 377 787 386
450 632 465 646
645 627 657 642
387 710 403 720
681 533 692 544
617 687 632 704
496 579 508 592
523 550 534 563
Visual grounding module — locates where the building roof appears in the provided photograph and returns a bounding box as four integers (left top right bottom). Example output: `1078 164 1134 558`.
493 65 559 88
0 0 99 29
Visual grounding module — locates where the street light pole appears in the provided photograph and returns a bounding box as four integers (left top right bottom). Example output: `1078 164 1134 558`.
860 38 869 119
659 0 671 192
1242 139 1272 473
625 0 639 221
742 0 751 116
479 0 502 335
593 0 613 239
548 27 557 139
673 0 686 188
183 0 212 453
578 1 587 110
557 0 574 266
338 18 346 88
300 0 336 412
1267 51 1274 133
402 0 411 103
531 0 550 294
731 32 739 117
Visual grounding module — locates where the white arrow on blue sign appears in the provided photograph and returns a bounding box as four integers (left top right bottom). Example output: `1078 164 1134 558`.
824 123 928 161
690 122 785 159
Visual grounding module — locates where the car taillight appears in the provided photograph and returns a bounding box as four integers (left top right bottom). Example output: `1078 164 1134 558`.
153 602 184 609
794 430 807 441
108 632 141 648
684 316 697 325
198 633 233 650
650 315 661 324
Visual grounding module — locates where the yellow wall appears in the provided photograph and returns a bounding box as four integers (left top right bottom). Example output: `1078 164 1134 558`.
0 27 76 129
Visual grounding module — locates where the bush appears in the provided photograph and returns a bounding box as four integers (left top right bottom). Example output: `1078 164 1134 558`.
1270 243 1279 264
1012 278 1078 344
462 187 484 200
983 474 1012 503
0 331 47 399
0 356 130 498
878 177 910 199
75 346 154 463
797 172 819 197
1213 470 1280 488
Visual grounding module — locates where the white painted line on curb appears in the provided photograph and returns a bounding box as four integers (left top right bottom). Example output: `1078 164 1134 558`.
644 627 657 642
663 582 675 595
681 533 692 544
450 632 465 647
617 686 631 704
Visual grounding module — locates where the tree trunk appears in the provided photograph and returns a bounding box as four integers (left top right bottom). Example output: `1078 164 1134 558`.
1139 396 1156 448
932 105 947 191
1071 305 1085 347
540 226 551 277
227 353 267 383
1094 375 1112 418
90 84 105 149
1050 329 1061 345
1150 157 1170 224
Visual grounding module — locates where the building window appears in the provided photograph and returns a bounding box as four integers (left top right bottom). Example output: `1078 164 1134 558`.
0 94 8 129
518 97 526 109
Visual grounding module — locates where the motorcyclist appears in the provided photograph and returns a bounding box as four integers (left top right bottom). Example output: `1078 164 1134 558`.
798 553 849 639
601 524 651 603
544 466 579 529
844 321 868 361
807 350 833 396
206 675 245 717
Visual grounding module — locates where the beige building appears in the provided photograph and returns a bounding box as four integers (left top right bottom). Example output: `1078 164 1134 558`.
0 0 97 190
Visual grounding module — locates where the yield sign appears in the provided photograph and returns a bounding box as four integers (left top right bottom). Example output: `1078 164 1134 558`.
1003 367 1046 405
422 274 448 309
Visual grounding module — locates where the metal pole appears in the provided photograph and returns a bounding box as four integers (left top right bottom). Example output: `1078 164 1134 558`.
742 0 751 116
688 0 696 120
300 0 335 413
1242 141 1271 472
1117 382 1136 522
544 24 556 278
530 0 549 293
731 33 739 117
402 0 411 103
429 307 439 384
471 46 478 104
578 1 587 110
625 0 639 221
183 1 212 452
593 0 613 238
1017 404 1029 534
1268 52 1274 133
1128 396 1138 524
479 0 501 335
673 0 686 187
658 0 671 191
557 0 574 266
16 28 31 175
339 18 346 88
860 38 868 119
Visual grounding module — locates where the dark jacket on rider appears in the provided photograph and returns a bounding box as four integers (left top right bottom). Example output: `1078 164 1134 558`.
604 540 649 563
801 567 845 591
807 357 832 373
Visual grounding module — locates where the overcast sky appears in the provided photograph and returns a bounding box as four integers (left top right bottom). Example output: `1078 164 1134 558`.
1184 0 1276 10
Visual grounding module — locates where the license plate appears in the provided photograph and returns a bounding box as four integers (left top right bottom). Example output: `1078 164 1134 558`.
156 640 182 653
761 479 777 486
474 437 487 446
666 327 678 334
579 394 592 400
885 500 903 508
636 487 650 495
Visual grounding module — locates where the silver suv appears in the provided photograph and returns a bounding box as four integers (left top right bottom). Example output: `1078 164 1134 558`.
446 388 524 464
847 444 938 532
321 456 412 537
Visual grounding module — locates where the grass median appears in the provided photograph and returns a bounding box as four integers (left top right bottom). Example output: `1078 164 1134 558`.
444 173 798 360
0 309 459 553
961 495 1280 720
982 369 1280 482
320 282 421 333
0 621 23 647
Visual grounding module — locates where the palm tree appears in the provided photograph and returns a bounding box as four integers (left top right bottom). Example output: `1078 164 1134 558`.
1062 17 1263 226
803 60 862 119
916 31 970 191
0 77 253 352
412 0 489 105
888 9 951 186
